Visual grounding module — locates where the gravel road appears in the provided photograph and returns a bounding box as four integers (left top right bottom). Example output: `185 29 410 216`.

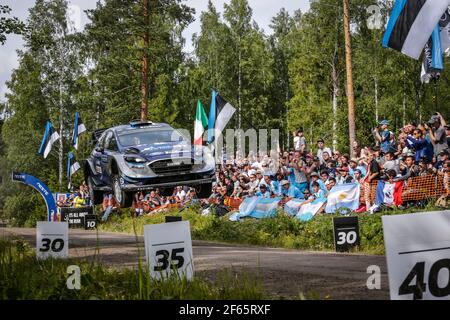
1 227 389 299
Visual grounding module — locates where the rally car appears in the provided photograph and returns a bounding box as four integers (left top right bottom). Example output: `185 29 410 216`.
84 121 215 207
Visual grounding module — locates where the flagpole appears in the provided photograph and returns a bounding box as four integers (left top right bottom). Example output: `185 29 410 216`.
343 0 356 159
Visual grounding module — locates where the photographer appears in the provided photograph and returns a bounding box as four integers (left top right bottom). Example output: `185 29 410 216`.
425 113 448 156
373 120 396 153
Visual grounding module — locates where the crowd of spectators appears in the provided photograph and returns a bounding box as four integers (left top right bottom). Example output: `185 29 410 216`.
56 182 91 208
207 112 449 214
69 112 450 218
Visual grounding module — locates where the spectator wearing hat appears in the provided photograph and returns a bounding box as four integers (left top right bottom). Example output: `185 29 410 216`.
435 150 449 172
374 120 396 153
336 166 354 185
426 113 449 156
317 139 332 165
280 180 302 199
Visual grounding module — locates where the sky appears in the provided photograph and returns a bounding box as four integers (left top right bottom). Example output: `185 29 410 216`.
0 0 311 102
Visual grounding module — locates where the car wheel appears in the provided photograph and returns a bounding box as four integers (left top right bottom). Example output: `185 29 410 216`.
197 182 213 199
112 174 133 208
87 175 103 205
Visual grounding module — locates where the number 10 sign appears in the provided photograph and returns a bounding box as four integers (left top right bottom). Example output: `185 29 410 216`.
383 210 450 300
144 221 194 280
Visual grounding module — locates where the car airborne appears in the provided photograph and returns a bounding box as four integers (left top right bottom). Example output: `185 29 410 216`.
84 121 216 207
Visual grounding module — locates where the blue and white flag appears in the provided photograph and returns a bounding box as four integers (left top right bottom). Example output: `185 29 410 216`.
375 180 395 206
229 197 281 221
38 121 60 159
67 152 80 179
296 198 327 222
284 198 305 217
382 0 450 60
72 112 86 150
325 183 360 214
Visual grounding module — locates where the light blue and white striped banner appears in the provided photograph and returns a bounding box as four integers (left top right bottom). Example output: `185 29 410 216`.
229 197 281 221
325 183 360 214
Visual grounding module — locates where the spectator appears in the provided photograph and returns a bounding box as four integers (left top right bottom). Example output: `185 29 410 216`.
435 150 449 172
406 128 433 163
293 128 306 152
255 184 271 198
426 114 449 156
382 152 400 175
317 139 332 165
373 120 396 153
280 180 302 200
336 166 354 184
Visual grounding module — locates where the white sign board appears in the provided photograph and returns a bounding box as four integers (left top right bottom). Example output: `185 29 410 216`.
382 210 450 300
144 221 194 280
36 221 69 259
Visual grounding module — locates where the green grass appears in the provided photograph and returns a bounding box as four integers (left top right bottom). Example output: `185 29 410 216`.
100 204 447 255
0 238 267 300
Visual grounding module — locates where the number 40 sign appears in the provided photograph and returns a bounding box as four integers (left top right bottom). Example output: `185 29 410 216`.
382 210 450 300
144 220 194 280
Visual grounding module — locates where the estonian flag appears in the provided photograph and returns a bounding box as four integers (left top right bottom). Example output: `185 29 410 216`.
72 112 86 150
207 90 236 144
421 25 443 83
38 121 60 159
67 152 80 188
382 0 450 60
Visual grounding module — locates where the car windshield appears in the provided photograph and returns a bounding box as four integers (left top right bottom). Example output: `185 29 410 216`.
117 129 186 147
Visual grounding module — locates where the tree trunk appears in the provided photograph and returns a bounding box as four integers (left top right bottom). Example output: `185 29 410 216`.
140 0 149 122
238 47 242 131
342 0 356 158
332 67 338 152
59 80 63 189
375 78 378 123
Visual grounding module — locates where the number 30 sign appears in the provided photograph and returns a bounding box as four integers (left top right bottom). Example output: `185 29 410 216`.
144 220 194 280
36 221 69 259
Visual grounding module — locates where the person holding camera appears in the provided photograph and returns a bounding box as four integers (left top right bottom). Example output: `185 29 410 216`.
425 113 448 157
373 120 396 153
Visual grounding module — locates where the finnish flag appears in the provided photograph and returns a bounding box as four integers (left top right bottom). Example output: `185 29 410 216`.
72 112 86 150
38 121 60 159
382 0 450 60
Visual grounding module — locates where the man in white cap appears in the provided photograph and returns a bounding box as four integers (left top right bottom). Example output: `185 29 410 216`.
280 180 302 200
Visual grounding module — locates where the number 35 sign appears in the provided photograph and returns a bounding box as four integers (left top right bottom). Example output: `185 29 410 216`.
383 210 450 300
144 221 194 280
36 221 69 259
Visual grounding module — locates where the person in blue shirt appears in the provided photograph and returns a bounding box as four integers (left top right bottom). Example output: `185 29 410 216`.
406 128 433 163
280 180 302 199
255 184 271 198
374 120 396 153
309 172 327 194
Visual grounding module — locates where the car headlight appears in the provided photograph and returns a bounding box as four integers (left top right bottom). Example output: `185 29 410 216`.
124 155 146 163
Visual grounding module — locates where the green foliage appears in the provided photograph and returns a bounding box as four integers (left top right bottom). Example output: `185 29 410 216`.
0 5 25 45
1 0 449 224
0 237 266 300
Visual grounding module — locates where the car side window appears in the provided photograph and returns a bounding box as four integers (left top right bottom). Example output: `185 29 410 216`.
105 131 118 151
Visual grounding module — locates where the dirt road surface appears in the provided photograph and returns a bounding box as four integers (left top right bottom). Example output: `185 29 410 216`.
1 227 389 299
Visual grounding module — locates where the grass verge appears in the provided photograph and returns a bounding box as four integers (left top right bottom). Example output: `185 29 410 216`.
99 204 447 255
0 238 267 300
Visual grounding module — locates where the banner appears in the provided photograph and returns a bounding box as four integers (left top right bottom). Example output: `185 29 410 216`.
60 206 94 228
12 172 57 221
296 198 327 222
325 183 360 214
229 197 281 221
